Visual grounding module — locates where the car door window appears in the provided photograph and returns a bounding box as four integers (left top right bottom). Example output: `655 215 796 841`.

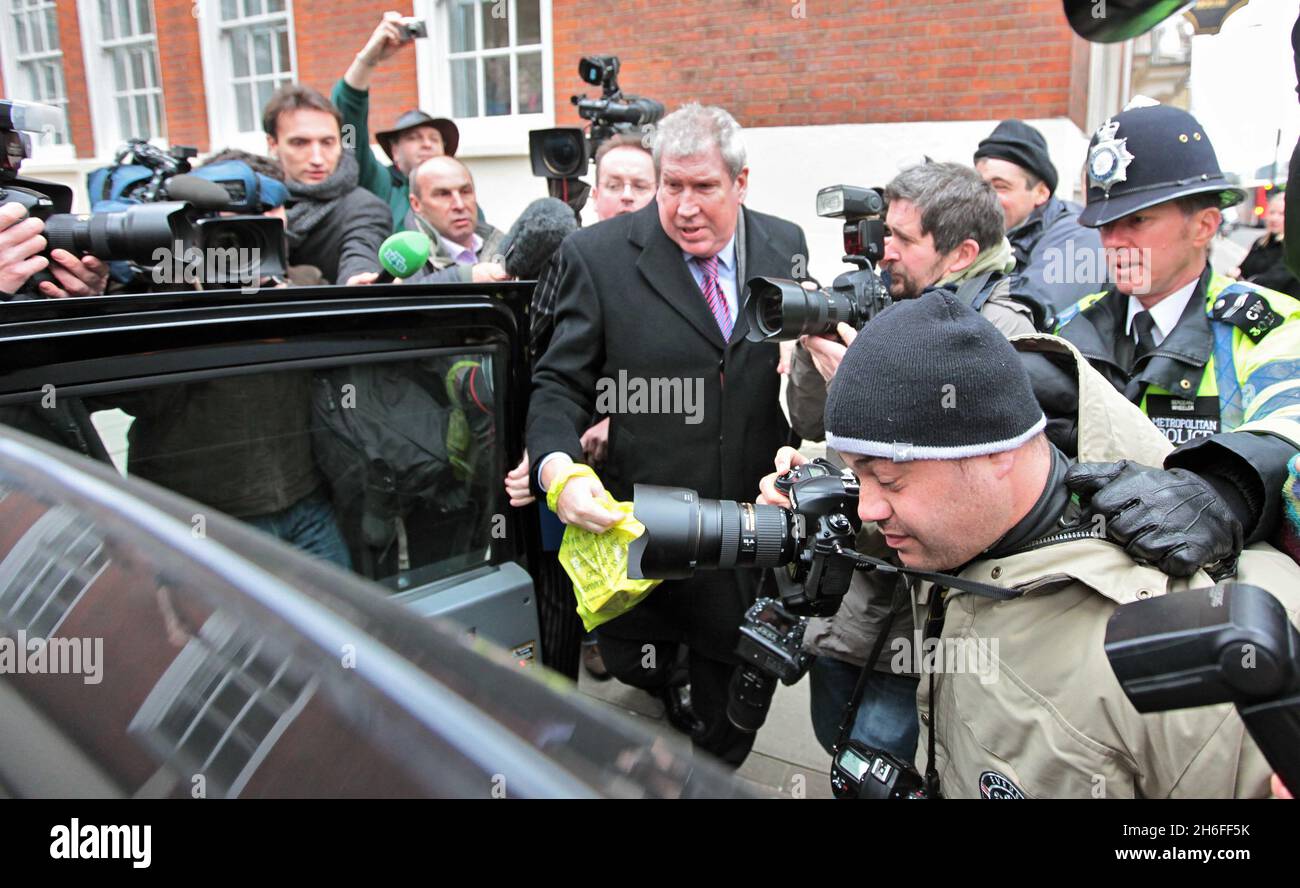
81 348 504 593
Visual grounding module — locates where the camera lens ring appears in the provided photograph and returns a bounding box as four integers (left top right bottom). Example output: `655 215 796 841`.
717 502 740 568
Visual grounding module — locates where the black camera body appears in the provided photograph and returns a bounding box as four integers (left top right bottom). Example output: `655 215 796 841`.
831 740 931 799
727 597 813 733
735 599 810 685
744 185 892 343
771 459 861 617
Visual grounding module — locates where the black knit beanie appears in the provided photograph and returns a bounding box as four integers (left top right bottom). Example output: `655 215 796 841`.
825 291 1045 461
974 119 1059 195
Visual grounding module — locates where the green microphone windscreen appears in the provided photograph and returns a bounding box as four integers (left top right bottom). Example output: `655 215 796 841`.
378 230 432 279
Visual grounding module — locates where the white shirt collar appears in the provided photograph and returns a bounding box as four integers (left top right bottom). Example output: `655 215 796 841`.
1125 278 1199 347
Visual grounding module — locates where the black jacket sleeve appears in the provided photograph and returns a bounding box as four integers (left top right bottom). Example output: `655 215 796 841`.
336 190 392 285
1165 430 1300 545
524 239 605 494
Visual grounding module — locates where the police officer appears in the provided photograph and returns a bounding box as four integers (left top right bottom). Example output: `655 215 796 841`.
823 291 1300 798
1051 103 1300 574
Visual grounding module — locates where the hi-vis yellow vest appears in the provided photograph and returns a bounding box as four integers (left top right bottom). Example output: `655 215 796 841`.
1055 273 1300 448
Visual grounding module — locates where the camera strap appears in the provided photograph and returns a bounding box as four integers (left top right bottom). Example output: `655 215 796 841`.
830 548 1019 795
839 546 1022 601
953 271 995 312
923 591 944 799
832 576 902 753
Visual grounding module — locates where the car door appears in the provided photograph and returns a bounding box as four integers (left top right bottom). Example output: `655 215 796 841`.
0 423 747 798
0 281 544 663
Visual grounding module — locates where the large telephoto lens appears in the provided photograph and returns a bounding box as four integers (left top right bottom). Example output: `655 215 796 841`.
627 484 795 581
743 276 857 342
43 201 194 264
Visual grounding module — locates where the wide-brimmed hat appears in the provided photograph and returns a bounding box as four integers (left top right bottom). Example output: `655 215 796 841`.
375 110 460 161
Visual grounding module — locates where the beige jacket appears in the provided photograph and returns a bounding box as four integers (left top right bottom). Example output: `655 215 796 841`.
912 335 1300 798
916 540 1300 798
804 334 1172 670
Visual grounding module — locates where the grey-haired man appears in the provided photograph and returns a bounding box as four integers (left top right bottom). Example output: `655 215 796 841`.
525 103 808 766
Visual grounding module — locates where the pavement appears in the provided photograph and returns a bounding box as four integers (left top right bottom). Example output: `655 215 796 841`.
577 662 836 799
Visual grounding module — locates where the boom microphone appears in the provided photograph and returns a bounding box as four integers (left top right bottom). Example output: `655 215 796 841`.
501 197 579 280
162 174 233 211
375 230 433 282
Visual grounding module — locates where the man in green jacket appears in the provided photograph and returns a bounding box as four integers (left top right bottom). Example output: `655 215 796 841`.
332 11 461 232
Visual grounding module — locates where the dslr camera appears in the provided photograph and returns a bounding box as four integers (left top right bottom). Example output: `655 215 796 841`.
744 184 892 342
629 458 861 731
831 741 930 799
528 56 664 202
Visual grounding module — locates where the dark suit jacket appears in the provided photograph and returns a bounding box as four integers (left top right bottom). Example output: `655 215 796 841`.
526 200 808 657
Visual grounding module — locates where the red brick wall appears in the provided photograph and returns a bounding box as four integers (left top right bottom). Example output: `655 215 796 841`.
53 0 93 156
155 0 211 152
552 0 1090 128
292 0 421 144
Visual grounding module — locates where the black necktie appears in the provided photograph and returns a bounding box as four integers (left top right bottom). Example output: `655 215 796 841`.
1133 310 1158 364
1115 310 1158 374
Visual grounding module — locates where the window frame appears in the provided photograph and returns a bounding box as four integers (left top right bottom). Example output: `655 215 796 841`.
413 0 554 157
76 0 168 159
0 0 74 160
197 0 300 153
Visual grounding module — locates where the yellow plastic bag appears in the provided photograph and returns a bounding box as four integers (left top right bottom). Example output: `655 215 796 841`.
547 464 661 631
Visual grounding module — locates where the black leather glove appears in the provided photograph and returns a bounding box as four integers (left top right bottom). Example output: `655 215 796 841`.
1065 460 1244 579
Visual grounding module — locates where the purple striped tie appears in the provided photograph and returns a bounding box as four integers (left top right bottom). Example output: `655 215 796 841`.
695 254 733 340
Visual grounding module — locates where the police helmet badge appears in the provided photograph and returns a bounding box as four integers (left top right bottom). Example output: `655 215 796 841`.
1088 118 1135 197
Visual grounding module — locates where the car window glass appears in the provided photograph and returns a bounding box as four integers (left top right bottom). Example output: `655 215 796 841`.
77 350 505 593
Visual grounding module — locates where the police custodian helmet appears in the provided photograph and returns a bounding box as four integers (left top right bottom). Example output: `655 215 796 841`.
1078 103 1246 228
